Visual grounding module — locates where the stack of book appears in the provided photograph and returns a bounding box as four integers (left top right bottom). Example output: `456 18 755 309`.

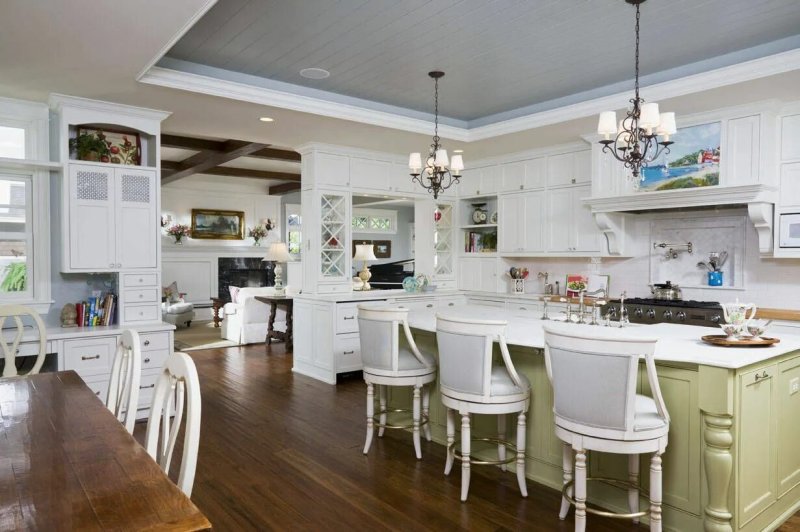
76 293 117 327
465 232 482 253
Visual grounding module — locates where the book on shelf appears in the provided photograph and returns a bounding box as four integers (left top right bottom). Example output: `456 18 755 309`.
464 231 481 253
76 292 117 327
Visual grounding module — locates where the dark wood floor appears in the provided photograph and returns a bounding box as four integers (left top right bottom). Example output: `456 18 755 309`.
137 343 800 531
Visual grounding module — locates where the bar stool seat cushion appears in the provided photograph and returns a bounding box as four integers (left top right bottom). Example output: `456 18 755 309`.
634 395 668 432
397 347 436 371
491 367 531 396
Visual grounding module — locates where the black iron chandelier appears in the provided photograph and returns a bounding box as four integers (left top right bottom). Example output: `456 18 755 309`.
408 71 463 199
597 0 676 182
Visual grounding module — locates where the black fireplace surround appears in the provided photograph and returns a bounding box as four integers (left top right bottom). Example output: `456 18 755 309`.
218 257 275 301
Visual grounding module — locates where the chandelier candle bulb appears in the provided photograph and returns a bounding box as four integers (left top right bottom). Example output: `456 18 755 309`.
657 112 677 139
408 152 422 172
451 154 464 174
640 102 660 131
434 149 449 168
597 111 617 139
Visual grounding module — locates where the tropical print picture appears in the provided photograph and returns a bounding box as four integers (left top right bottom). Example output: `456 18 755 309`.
77 127 141 165
639 122 721 192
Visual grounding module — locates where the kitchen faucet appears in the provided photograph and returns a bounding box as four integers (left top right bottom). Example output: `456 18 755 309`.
578 288 608 325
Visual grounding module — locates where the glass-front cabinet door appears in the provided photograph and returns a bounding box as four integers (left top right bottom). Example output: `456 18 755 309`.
319 193 348 280
434 203 454 279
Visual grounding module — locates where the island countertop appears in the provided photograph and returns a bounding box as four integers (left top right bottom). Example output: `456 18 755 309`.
406 306 800 370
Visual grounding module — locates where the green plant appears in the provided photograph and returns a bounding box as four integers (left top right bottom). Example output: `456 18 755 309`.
0 262 26 292
480 231 498 251
69 131 110 160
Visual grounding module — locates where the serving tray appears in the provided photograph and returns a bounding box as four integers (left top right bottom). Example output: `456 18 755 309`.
701 335 780 347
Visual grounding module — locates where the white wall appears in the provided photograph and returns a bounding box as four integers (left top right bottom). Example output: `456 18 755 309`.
352 205 414 271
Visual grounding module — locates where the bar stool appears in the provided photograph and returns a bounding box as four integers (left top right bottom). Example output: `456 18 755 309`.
436 314 530 502
358 305 436 459
542 324 670 532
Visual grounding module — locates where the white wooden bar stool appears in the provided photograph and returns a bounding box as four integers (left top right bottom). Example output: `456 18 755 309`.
543 325 670 532
358 305 436 459
436 314 530 502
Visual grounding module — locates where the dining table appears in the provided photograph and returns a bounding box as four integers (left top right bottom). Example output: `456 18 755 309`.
0 370 211 531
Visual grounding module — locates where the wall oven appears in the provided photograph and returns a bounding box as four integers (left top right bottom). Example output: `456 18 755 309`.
779 213 800 248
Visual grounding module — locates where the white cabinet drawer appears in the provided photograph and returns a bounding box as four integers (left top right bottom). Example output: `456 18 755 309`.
142 348 169 372
122 273 159 287
123 303 160 323
64 336 116 377
137 371 160 407
139 331 170 352
396 299 436 312
336 304 360 334
124 288 160 304
335 335 361 372
508 302 541 318
82 375 110 403
437 297 464 309
466 298 506 309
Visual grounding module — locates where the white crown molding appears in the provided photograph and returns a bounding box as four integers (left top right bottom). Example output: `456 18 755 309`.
135 0 219 81
49 93 171 122
587 184 777 213
140 67 470 142
139 47 800 143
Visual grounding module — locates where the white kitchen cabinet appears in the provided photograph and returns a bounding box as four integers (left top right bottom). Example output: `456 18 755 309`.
314 153 350 187
725 115 760 186
547 149 591 187
501 162 525 192
349 157 389 191
501 158 546 192
781 114 800 161
459 166 500 196
392 162 421 195
780 163 800 208
499 191 545 253
546 185 600 253
479 257 498 293
457 257 496 292
66 163 157 272
524 157 547 189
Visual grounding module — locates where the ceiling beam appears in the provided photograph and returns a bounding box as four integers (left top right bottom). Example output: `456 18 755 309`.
161 140 270 184
268 183 301 195
161 134 300 162
161 160 300 182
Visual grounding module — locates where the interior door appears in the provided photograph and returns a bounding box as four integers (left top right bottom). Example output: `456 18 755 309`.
68 164 115 270
115 168 157 269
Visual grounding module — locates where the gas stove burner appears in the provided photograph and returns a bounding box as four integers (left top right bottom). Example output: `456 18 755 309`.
618 298 722 310
603 298 723 326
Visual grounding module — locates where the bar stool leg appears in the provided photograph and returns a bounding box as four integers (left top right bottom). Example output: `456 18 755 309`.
422 385 432 442
363 382 375 454
378 385 387 438
412 385 422 460
497 414 507 472
650 452 663 532
444 408 455 475
516 412 528 497
628 453 640 524
559 442 573 519
460 412 471 502
574 448 587 532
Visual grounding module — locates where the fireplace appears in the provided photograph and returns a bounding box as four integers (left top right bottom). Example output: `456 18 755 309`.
218 257 275 301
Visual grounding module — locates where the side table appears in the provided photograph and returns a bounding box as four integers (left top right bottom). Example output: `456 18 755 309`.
254 295 294 352
211 297 224 328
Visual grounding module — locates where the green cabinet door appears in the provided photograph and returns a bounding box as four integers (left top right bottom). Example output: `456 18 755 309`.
777 356 800 497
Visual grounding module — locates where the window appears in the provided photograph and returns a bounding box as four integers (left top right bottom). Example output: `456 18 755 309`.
0 175 31 297
352 208 397 234
285 204 302 257
0 126 25 159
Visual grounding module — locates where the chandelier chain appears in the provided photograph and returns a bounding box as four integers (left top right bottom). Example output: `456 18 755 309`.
433 76 440 148
634 2 640 100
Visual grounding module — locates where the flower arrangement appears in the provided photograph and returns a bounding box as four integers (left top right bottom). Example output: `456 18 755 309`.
166 224 191 244
248 219 275 246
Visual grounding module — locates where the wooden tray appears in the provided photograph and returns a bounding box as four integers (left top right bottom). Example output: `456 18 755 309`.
701 335 780 347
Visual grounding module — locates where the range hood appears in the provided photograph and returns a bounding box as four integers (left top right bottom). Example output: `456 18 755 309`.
586 184 777 255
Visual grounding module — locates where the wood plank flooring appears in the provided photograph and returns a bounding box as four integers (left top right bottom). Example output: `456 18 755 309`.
136 343 800 531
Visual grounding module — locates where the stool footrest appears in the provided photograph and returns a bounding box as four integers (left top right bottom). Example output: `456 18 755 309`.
448 437 519 466
373 408 429 430
562 477 650 519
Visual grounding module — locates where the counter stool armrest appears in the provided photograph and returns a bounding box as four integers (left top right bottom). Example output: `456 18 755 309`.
402 319 428 366
498 334 523 389
645 352 670 423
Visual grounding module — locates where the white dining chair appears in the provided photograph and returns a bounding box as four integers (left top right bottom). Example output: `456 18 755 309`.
358 305 437 459
436 314 531 502
106 329 141 434
0 304 47 378
542 325 670 532
145 351 202 497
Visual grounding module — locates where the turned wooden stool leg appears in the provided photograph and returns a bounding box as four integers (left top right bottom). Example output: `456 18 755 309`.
559 442 573 519
444 408 455 475
460 412 471 502
363 383 375 454
516 412 528 497
629 453 641 524
422 385 431 442
378 385 387 437
497 414 507 472
412 385 422 459
650 452 663 532
574 449 587 532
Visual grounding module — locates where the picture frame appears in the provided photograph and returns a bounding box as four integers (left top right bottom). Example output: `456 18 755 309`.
76 126 141 165
565 274 588 297
638 121 721 192
373 240 392 259
191 209 245 240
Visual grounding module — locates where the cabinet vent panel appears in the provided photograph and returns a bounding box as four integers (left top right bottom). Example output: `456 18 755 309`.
76 171 109 201
121 174 150 203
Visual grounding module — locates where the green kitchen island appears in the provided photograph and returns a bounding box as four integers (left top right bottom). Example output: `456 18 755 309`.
400 306 800 532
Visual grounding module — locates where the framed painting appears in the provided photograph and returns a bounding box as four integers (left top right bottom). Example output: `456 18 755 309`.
638 121 721 192
76 126 141 165
373 240 392 259
191 209 245 240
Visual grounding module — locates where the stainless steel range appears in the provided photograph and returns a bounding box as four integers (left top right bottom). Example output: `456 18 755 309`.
603 298 723 327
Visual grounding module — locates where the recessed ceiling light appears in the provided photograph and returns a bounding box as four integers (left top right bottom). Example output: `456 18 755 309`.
300 67 330 80
453 149 464 153
259 117 274 122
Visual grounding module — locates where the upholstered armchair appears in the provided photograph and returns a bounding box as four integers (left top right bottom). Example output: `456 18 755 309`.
221 287 287 345
162 282 195 328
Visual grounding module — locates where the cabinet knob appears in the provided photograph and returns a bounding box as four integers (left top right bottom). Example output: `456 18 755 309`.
448 302 455 307
519 185 523 190
95 391 101 396
754 371 770 382
109 263 114 268
139 294 143 298
426 303 433 308
571 178 576 184
139 312 144 316
144 357 151 363
144 340 150 346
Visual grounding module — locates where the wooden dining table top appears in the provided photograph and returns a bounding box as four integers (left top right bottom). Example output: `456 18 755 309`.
0 371 211 531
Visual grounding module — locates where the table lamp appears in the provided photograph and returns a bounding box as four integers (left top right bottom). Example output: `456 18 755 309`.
353 244 377 291
262 242 293 295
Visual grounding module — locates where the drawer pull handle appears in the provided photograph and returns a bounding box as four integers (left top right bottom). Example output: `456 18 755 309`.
143 340 150 346
144 357 151 363
343 316 355 320
343 350 355 355
426 304 433 308
139 312 144 316
139 278 143 283
139 294 143 298
448 303 455 307
754 371 770 382
95 391 101 396
519 307 528 310
139 384 155 389
81 355 101 361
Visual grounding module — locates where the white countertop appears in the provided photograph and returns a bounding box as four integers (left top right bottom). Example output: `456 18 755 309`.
406 305 800 370
294 289 462 303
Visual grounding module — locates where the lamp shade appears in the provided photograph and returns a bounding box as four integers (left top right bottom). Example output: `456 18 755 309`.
640 103 660 129
408 152 422 171
353 244 377 261
597 111 617 135
450 154 464 173
434 149 449 168
262 242 293 263
656 112 677 135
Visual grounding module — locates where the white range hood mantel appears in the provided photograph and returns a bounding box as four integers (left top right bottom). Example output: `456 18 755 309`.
586 184 777 254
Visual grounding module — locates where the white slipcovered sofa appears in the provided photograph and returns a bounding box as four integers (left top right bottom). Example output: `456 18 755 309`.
221 287 288 345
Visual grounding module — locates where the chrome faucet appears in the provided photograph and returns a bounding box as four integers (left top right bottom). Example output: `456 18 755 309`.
619 291 629 328
578 288 608 325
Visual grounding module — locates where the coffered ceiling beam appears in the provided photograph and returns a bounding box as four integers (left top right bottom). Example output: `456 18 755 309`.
161 134 300 162
268 182 301 195
161 160 300 182
161 140 270 184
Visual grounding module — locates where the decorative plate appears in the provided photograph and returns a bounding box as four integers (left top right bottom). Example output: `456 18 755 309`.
490 211 498 224
700 335 780 347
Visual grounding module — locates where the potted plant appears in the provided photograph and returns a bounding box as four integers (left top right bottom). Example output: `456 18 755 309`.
0 262 26 292
69 131 111 162
248 219 275 246
480 231 498 252
166 224 191 244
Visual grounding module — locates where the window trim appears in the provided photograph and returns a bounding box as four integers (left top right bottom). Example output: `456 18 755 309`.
352 208 397 235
